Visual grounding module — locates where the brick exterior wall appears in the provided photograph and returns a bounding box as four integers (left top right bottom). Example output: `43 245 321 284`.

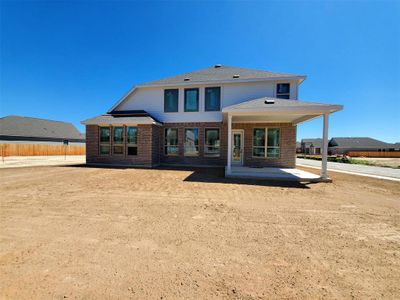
85 124 160 167
160 122 227 166
233 123 297 168
85 122 297 168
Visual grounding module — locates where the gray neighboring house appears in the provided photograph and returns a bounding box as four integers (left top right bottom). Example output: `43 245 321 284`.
301 138 323 155
0 115 85 145
296 141 302 153
328 137 393 155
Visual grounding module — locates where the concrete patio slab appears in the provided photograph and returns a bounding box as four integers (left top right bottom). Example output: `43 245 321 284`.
225 166 321 182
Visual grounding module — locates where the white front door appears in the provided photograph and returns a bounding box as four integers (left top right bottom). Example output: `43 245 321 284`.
232 130 244 165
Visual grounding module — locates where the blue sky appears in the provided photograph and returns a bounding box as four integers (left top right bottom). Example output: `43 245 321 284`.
1 0 399 142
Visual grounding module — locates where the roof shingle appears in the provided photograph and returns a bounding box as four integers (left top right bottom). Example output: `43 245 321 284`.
139 65 305 87
0 115 84 140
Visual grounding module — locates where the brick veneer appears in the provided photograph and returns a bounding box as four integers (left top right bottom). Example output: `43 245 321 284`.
233 123 297 168
160 122 227 166
85 122 297 168
85 124 160 167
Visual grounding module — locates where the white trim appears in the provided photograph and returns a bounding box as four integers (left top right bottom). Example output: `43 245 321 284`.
321 113 329 179
222 105 343 114
227 114 232 174
108 86 137 112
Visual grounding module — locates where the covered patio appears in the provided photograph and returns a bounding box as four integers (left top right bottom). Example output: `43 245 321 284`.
222 97 343 182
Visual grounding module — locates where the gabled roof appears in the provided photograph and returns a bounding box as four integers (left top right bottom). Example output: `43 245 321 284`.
301 138 323 147
0 115 84 141
139 65 306 87
108 65 307 112
329 137 391 148
222 97 343 114
81 110 161 125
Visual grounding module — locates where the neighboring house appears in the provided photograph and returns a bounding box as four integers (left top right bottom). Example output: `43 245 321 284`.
328 137 393 155
0 115 85 145
301 138 323 155
296 141 302 153
82 65 342 179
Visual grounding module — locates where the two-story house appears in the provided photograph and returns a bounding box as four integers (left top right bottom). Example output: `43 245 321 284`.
82 65 342 180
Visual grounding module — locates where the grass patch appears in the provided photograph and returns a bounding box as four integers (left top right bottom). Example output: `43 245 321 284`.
297 155 373 166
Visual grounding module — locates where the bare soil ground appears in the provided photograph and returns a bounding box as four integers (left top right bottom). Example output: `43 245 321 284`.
1 166 399 299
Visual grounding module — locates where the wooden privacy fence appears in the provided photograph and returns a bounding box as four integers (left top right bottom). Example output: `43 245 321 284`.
0 144 86 157
347 151 400 158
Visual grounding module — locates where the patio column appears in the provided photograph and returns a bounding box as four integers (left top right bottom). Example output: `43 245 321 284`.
321 113 329 179
227 114 232 174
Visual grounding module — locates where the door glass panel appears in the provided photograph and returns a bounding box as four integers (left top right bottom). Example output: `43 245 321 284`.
233 133 241 161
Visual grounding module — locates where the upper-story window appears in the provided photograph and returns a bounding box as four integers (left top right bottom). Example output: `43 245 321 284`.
184 88 199 112
164 89 179 112
276 83 290 99
205 87 221 111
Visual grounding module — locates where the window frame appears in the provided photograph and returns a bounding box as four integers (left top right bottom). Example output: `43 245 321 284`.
252 127 281 159
184 128 199 156
112 126 124 156
164 128 179 156
126 126 138 156
276 83 290 99
164 89 179 113
205 87 221 111
99 126 111 156
184 88 199 112
204 128 220 157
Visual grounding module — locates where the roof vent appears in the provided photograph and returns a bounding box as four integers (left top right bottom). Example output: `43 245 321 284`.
264 99 275 105
214 64 222 68
184 77 190 81
233 74 240 78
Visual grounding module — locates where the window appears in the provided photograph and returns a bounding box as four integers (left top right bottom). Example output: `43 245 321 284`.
205 87 221 111
164 89 179 112
165 128 179 155
184 128 199 156
99 127 110 155
113 126 124 155
253 128 280 158
204 128 220 157
267 128 280 157
63 140 69 145
276 83 290 99
253 128 265 157
184 88 199 112
126 126 138 156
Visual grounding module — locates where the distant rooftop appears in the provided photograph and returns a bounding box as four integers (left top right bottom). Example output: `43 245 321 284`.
301 138 323 148
329 137 391 148
0 115 85 141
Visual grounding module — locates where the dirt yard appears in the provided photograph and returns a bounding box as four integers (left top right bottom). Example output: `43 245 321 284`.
1 166 399 299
